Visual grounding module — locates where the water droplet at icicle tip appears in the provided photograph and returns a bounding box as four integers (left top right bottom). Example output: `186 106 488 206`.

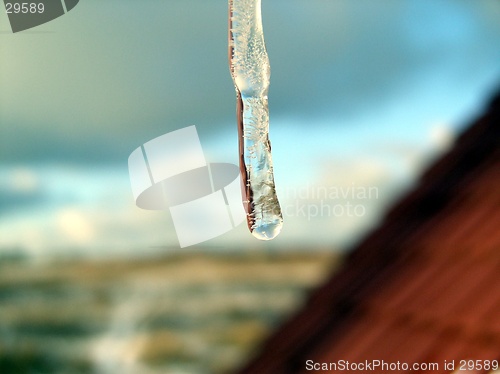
228 0 283 240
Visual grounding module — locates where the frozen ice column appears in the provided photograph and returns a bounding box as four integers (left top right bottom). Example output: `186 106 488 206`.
228 0 283 240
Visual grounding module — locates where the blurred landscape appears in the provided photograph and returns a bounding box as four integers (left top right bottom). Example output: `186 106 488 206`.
0 250 340 373
1 1 499 373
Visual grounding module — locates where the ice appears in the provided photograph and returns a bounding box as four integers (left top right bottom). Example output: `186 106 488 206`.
229 0 283 240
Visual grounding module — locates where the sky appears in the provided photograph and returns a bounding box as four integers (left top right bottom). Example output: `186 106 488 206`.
1 0 500 259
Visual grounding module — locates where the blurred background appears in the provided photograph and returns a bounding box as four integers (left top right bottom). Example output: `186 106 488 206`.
0 0 499 373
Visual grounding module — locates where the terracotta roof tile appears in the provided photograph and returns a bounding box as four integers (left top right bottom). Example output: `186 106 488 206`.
239 89 500 373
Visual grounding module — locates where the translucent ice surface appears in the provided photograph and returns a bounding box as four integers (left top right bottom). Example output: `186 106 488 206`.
229 0 283 240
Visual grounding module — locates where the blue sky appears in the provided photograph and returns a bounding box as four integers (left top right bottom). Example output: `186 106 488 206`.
1 0 499 258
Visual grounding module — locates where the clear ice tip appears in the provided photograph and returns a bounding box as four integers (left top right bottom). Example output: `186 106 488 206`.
251 219 283 241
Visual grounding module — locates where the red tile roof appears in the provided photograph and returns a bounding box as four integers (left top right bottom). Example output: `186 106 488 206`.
239 90 500 374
